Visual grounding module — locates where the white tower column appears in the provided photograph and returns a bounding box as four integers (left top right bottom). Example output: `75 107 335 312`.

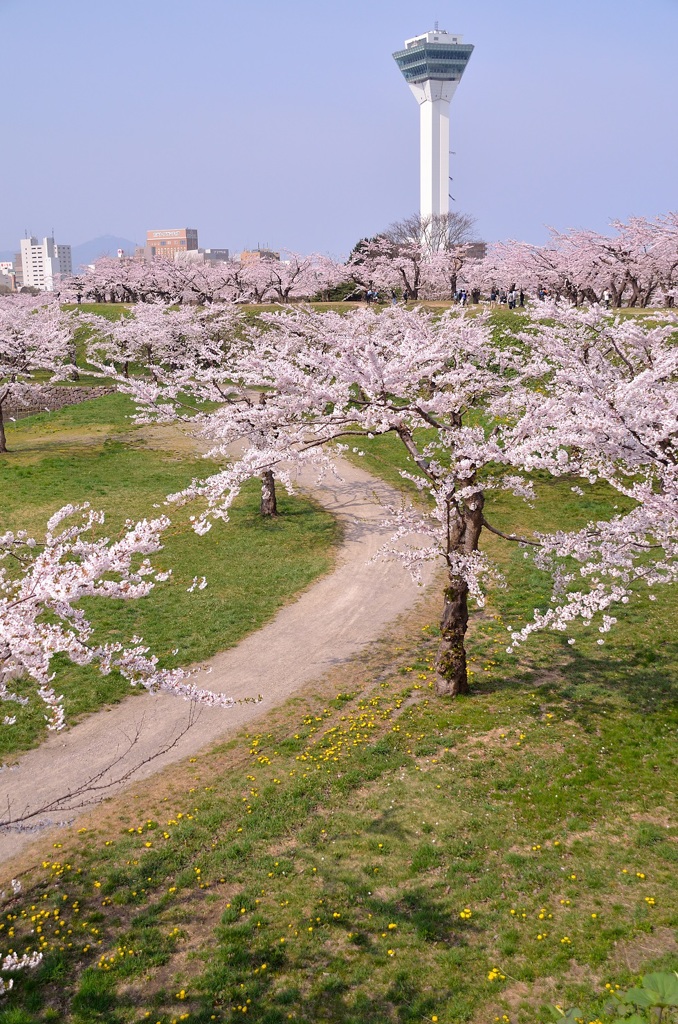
393 28 474 240
409 79 458 222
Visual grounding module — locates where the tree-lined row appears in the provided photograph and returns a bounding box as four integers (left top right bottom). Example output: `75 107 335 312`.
56 211 678 307
84 298 678 697
1 293 676 727
60 252 347 307
467 213 678 307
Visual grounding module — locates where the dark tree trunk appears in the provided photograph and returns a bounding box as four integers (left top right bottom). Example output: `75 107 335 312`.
260 470 278 516
435 576 471 695
435 490 485 696
68 341 80 381
0 404 7 453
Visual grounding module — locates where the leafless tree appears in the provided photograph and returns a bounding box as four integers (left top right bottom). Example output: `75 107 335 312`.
383 212 478 252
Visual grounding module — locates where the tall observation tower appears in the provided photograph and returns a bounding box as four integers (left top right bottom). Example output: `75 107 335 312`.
393 26 474 224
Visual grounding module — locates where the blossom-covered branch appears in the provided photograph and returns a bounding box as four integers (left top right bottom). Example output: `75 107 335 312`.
1 505 236 730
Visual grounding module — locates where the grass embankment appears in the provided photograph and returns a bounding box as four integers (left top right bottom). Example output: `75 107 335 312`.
0 427 675 1023
0 394 339 760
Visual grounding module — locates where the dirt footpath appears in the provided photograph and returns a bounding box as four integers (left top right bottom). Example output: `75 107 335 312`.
0 456 436 866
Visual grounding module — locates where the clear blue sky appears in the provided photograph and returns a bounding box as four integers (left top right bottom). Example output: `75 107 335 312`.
1 0 676 257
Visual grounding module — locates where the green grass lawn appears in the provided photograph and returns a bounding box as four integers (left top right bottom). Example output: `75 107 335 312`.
0 576 674 1024
0 394 339 760
1 320 675 1023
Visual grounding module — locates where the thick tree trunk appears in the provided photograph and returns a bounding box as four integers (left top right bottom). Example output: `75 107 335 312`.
435 490 485 696
260 470 277 516
0 404 7 453
69 342 80 380
435 577 470 695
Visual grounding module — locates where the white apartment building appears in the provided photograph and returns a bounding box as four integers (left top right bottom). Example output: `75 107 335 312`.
20 236 72 291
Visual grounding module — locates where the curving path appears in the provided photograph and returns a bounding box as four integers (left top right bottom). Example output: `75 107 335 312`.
0 457 436 866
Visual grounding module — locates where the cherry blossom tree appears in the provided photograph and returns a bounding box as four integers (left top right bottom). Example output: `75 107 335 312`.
1 503 235 732
348 235 480 301
84 301 289 517
238 253 346 305
0 295 78 453
83 300 222 378
63 252 348 307
505 302 678 650
120 302 677 698
265 253 346 304
465 213 678 307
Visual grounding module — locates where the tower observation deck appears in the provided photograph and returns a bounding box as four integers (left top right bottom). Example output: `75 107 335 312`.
393 28 474 225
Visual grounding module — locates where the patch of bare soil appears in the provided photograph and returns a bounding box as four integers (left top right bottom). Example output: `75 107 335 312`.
608 927 678 973
476 930 678 1024
118 888 235 1005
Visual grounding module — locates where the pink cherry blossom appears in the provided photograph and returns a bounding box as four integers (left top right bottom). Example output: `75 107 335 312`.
1 504 235 731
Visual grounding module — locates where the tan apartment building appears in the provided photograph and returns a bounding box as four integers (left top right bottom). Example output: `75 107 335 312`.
146 228 199 259
239 247 280 264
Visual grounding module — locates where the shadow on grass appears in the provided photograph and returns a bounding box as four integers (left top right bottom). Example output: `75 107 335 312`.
194 891 469 1024
475 632 678 727
363 808 409 840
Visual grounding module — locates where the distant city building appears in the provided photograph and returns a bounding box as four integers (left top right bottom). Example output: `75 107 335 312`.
203 248 230 262
12 253 23 289
19 236 72 291
146 228 199 259
239 247 280 264
0 261 15 292
465 241 487 260
174 247 230 264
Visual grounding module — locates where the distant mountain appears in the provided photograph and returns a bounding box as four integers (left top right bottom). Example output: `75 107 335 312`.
1 236 140 269
71 235 139 269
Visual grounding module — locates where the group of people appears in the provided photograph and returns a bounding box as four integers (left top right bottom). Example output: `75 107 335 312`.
490 287 525 308
453 289 482 306
365 286 533 308
365 288 412 305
